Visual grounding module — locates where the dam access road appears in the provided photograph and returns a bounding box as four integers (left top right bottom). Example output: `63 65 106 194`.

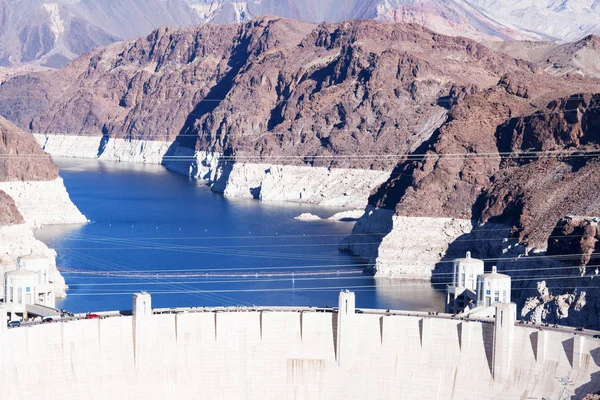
2 291 600 399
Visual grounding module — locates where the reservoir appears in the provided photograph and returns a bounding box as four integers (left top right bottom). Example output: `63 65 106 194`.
35 159 444 313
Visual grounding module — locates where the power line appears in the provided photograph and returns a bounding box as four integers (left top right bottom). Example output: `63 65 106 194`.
61 229 594 244
59 270 600 287
55 232 596 250
65 249 251 306
63 279 600 296
4 148 600 160
58 263 598 278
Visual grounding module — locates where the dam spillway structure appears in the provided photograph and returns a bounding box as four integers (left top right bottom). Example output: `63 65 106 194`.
0 292 599 399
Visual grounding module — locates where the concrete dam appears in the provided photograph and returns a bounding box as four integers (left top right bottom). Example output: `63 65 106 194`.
2 291 600 400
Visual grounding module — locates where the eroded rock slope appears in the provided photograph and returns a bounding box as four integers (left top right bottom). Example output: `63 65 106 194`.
0 116 86 299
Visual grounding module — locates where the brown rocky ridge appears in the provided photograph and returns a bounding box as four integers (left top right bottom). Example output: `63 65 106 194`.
487 34 600 79
370 88 600 249
0 116 58 182
0 17 542 171
547 216 600 275
1 18 600 246
0 190 23 226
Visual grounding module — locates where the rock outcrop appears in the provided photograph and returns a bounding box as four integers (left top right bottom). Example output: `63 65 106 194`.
347 87 600 278
547 216 600 275
520 281 593 328
0 116 86 299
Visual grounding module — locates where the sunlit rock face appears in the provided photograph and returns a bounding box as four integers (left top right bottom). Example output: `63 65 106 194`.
3 0 600 68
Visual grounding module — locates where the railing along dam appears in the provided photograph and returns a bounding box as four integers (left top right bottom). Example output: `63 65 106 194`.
1 291 599 400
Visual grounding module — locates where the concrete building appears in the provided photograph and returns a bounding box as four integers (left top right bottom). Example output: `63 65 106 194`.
445 251 484 313
477 266 511 307
2 255 57 320
4 268 37 306
17 255 55 307
446 251 512 313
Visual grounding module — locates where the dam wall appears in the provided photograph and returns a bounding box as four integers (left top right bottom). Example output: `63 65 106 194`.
1 293 600 400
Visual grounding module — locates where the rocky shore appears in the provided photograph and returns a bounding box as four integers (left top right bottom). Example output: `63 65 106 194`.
35 134 391 208
0 178 87 227
0 119 86 300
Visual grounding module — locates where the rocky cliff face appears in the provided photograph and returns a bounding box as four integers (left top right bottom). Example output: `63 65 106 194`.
0 189 23 226
0 116 58 181
510 216 600 329
0 18 539 172
480 94 600 247
367 90 600 230
0 116 86 299
347 80 600 277
547 216 600 275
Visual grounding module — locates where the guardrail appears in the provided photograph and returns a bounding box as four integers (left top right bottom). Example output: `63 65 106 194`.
6 305 600 338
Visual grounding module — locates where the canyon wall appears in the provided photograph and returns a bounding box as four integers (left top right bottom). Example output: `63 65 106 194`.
0 179 87 227
341 207 475 278
0 118 86 300
5 19 600 284
35 134 390 208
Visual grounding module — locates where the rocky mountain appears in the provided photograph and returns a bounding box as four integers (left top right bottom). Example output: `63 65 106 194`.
2 0 600 68
0 116 58 181
468 0 600 42
0 18 541 171
487 34 600 78
360 89 600 273
187 0 529 41
0 190 22 226
0 0 201 68
190 0 600 42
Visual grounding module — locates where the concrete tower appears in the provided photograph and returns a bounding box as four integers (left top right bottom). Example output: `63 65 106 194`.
336 290 356 367
446 251 484 313
133 292 152 366
492 302 516 382
133 292 152 316
477 266 511 308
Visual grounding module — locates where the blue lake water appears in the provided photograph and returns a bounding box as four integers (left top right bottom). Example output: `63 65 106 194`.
34 159 444 313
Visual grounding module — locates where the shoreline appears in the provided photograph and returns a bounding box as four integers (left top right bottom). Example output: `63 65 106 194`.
34 133 391 209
